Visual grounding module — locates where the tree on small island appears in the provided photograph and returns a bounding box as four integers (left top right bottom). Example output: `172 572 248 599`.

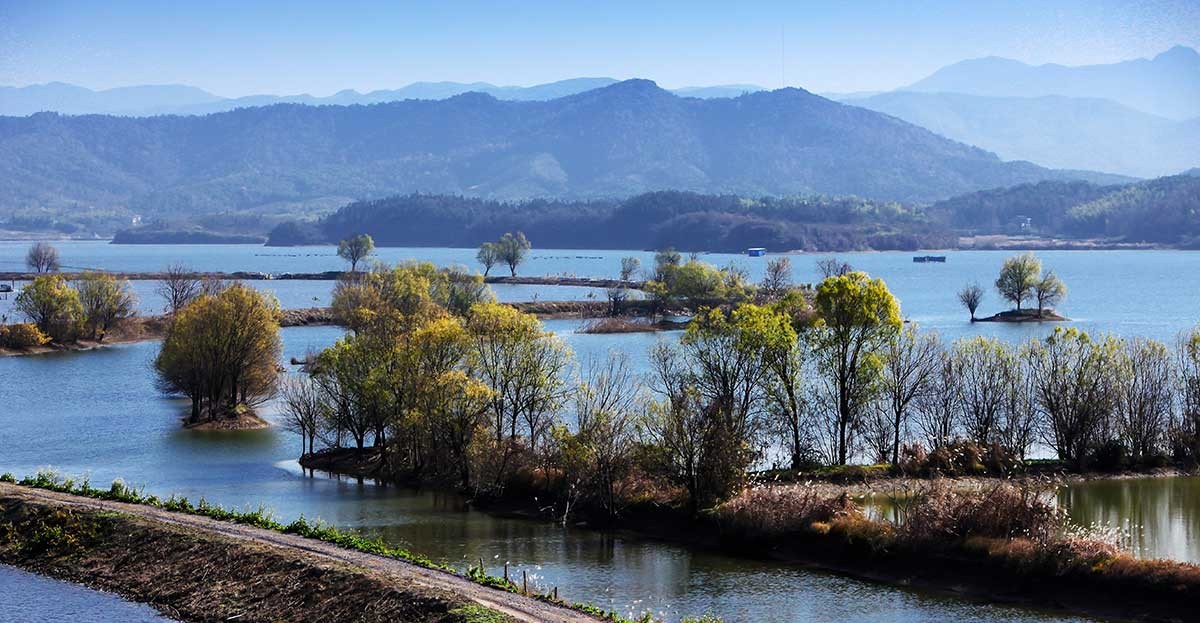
491 232 531 277
957 282 984 321
337 234 375 273
476 242 500 276
995 252 1041 312
1034 270 1068 317
993 252 1068 318
154 283 282 425
25 242 60 273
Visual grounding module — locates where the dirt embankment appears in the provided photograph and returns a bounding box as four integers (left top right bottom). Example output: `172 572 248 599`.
0 484 599 623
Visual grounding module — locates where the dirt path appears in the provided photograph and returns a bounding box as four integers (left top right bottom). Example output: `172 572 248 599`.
0 483 599 623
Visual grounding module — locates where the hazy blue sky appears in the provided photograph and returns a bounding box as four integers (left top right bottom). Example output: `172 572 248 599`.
2 0 1197 96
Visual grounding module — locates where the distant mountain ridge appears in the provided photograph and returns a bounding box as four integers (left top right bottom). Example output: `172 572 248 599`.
0 78 770 117
0 79 1131 227
842 91 1199 178
902 45 1200 119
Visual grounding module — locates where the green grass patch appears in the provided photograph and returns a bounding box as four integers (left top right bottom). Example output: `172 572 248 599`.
449 604 516 623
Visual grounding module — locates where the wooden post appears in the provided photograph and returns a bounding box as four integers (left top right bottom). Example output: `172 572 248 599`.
553 587 558 600
504 562 509 583
522 570 527 594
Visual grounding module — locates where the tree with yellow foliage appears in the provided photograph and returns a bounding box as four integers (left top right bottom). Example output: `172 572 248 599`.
154 283 282 424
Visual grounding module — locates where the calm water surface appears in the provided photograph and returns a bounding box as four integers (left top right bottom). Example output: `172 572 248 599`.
1 242 1197 343
0 564 173 622
2 242 1198 621
0 327 1105 623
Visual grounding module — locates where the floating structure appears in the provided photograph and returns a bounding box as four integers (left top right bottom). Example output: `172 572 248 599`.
913 255 946 263
746 247 767 257
0 284 12 293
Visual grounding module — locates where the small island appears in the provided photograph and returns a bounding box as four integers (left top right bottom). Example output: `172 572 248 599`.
959 251 1069 322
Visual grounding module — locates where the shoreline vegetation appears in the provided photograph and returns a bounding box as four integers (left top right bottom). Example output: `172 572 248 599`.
3 471 1196 623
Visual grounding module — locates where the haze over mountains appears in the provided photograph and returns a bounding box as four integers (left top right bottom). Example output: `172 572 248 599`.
0 78 764 117
3 46 1195 181
901 45 1200 120
0 79 1129 229
843 92 1200 178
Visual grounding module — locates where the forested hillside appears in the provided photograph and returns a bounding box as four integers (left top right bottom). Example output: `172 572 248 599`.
266 175 1200 252
266 191 956 252
929 174 1200 246
0 79 1128 235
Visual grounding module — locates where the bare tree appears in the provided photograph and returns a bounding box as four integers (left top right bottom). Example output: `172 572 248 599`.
1115 337 1173 463
570 351 642 516
619 256 641 282
957 282 984 321
1029 329 1119 470
157 263 202 313
279 374 329 458
952 336 1011 445
914 352 961 450
816 257 853 280
999 345 1038 458
760 256 793 299
25 242 60 273
1175 327 1200 460
877 327 941 465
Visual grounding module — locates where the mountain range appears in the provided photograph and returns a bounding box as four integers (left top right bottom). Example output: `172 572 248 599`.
4 46 1196 182
0 78 767 117
842 91 1200 178
0 79 1131 232
902 45 1200 120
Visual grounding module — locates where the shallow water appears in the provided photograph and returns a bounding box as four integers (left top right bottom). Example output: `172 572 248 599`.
0 564 173 622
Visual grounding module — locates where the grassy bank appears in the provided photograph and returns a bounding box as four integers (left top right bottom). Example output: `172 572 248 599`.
0 472 672 623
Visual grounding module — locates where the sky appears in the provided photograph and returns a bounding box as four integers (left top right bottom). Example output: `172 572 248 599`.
1 0 1197 97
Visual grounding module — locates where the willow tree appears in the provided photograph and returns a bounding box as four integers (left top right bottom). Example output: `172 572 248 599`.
75 272 138 341
951 336 1012 445
1028 328 1119 470
14 274 84 343
154 283 282 423
466 302 571 482
337 234 376 273
995 252 1041 311
811 271 901 465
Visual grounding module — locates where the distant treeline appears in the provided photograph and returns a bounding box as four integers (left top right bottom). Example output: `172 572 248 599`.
267 191 957 252
929 173 1200 246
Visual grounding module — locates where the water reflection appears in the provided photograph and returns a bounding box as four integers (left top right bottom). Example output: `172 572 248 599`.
1060 477 1200 562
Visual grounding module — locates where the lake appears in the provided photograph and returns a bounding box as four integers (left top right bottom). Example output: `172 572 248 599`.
1 242 1197 344
2 243 1199 621
0 326 1112 623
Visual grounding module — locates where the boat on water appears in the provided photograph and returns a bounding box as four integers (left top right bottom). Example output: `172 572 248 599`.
0 284 13 293
913 255 946 263
746 247 766 257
